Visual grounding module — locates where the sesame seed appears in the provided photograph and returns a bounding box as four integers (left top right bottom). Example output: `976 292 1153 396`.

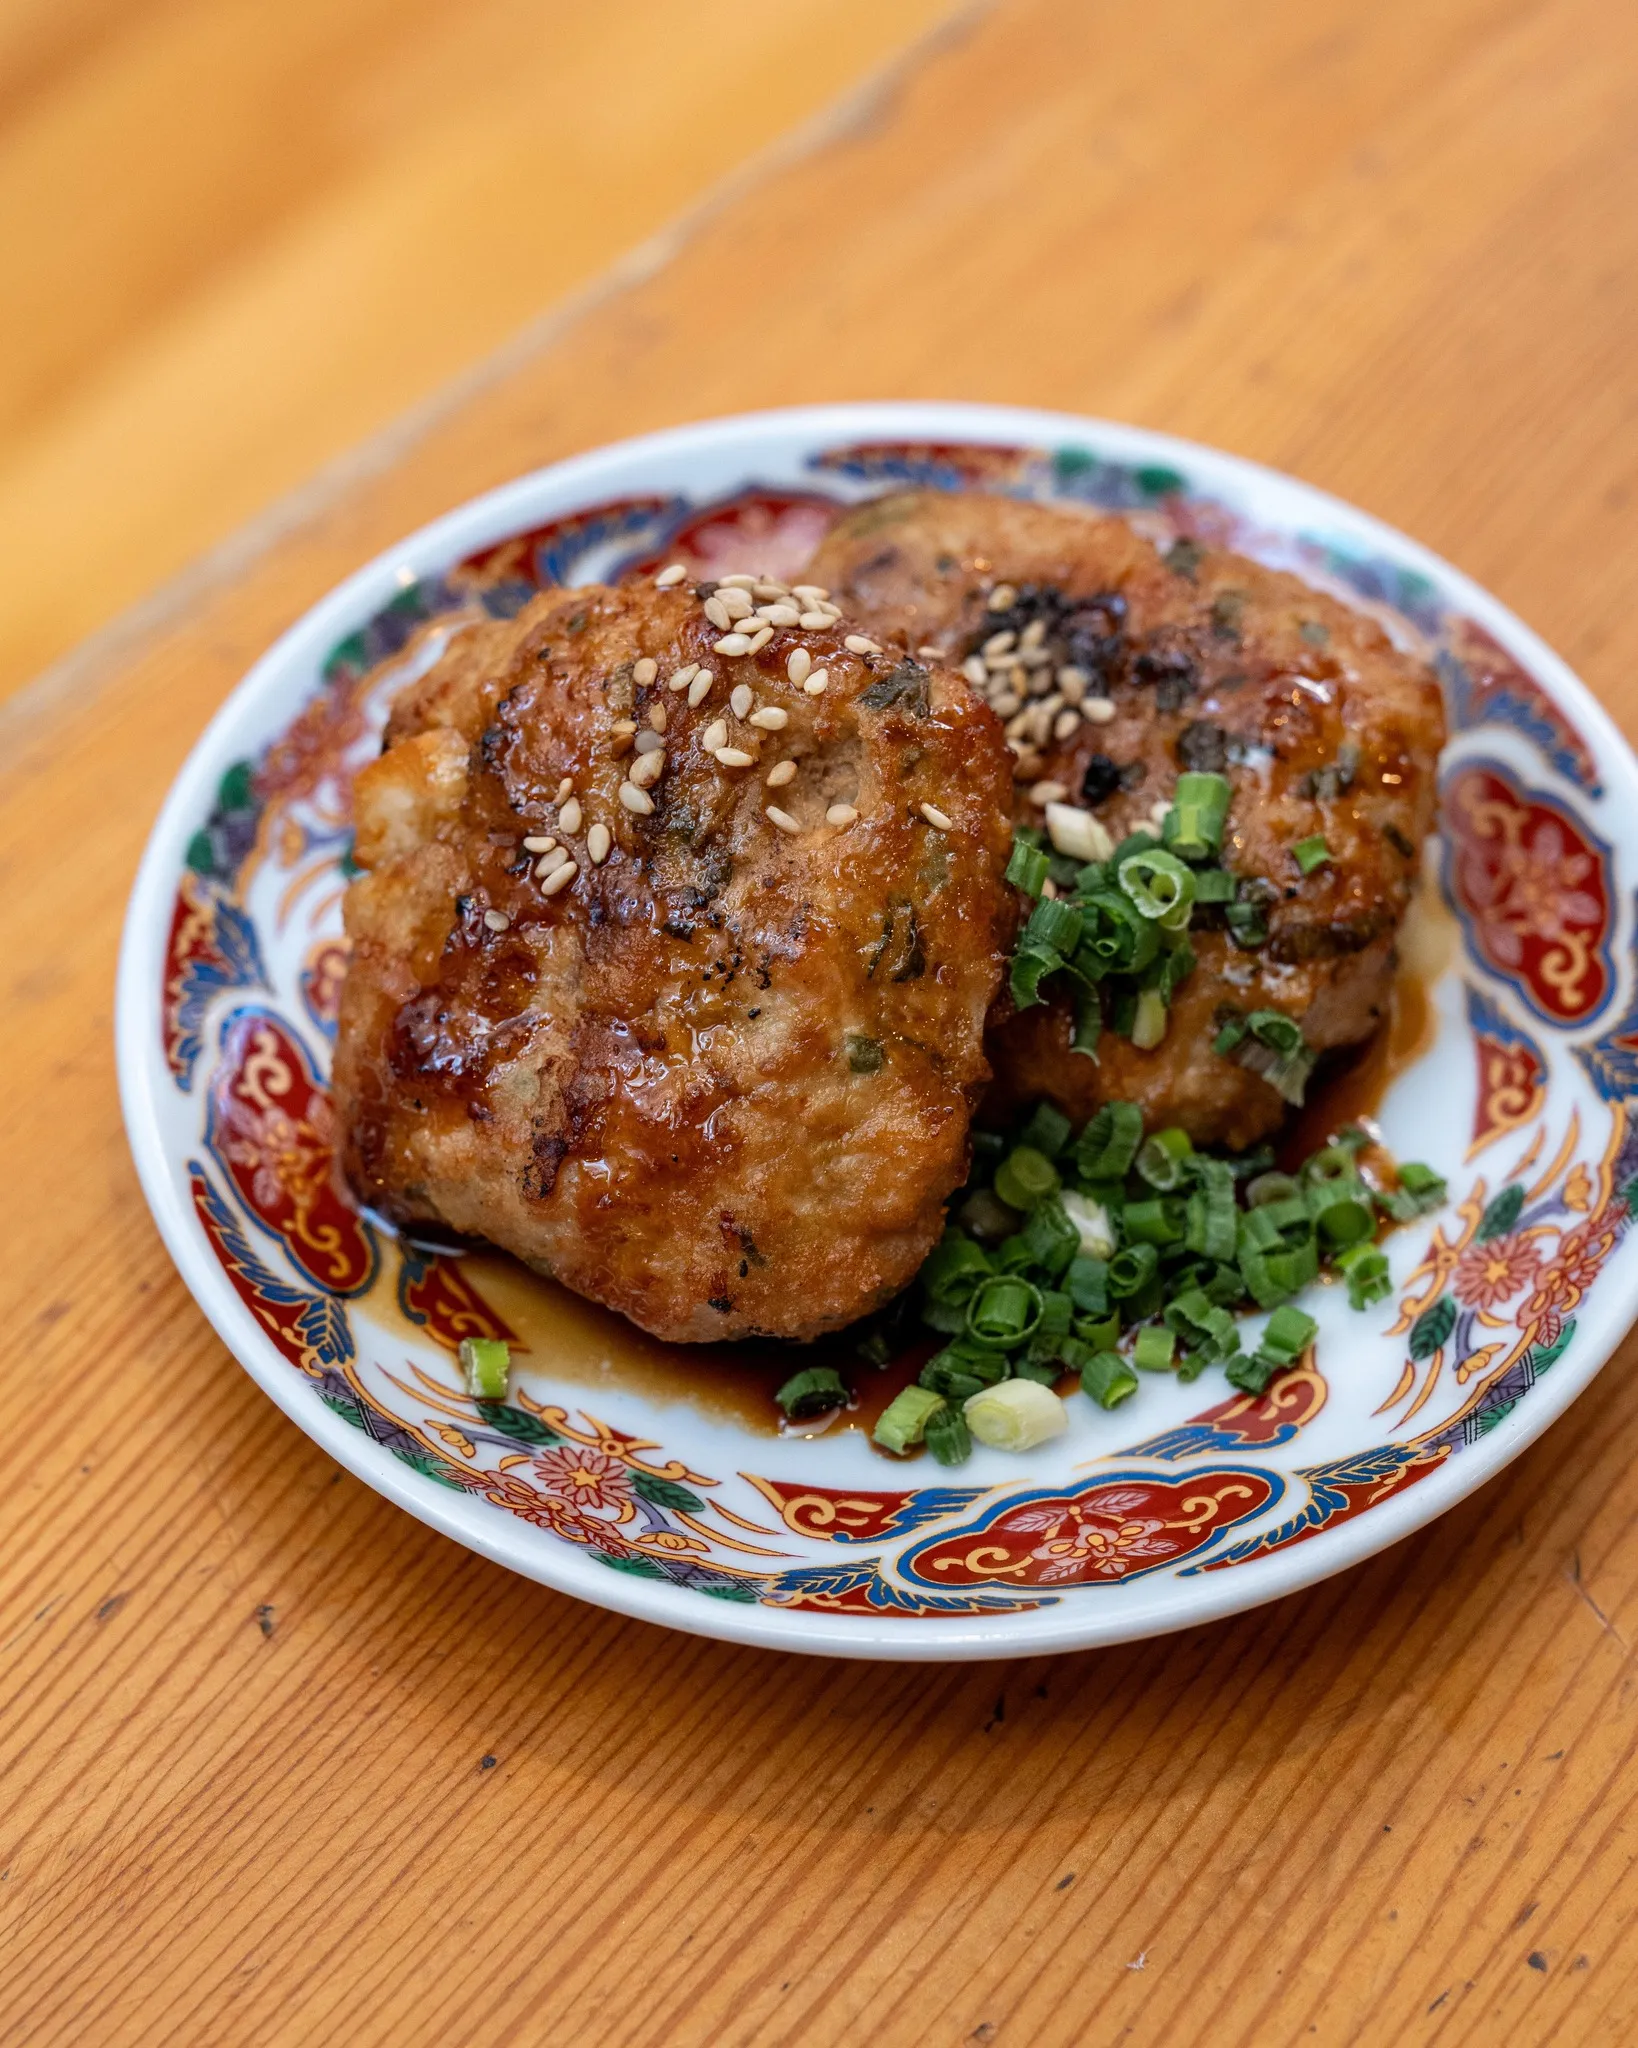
714 746 755 768
1026 664 1053 698
1030 780 1070 807
758 604 800 627
1058 662 1089 689
655 563 688 588
1019 645 1052 670
522 835 556 853
633 656 658 686
718 587 754 620
687 673 714 707
766 759 797 787
730 683 754 719
803 670 829 695
844 634 881 656
668 662 700 692
534 848 571 878
1053 708 1082 742
701 718 728 752
765 806 801 835
744 626 774 655
483 909 510 931
1021 619 1048 650
541 860 579 895
630 749 665 789
1057 669 1087 706
559 797 583 834
982 629 1016 658
792 584 829 602
991 691 1022 718
919 802 953 831
752 580 790 600
1004 709 1033 740
648 701 667 733
963 656 988 687
787 646 812 685
748 705 788 730
1084 696 1117 724
714 633 752 656
610 719 638 742
555 777 573 803
634 729 665 755
917 645 944 661
618 782 655 815
826 803 858 827
987 583 1018 611
798 611 832 631
586 822 612 864
704 596 732 631
719 572 759 590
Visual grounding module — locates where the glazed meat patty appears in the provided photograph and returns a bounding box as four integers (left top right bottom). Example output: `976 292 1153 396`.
806 492 1447 1148
334 573 1016 1343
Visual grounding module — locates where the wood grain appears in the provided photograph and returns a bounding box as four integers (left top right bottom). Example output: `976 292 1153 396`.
5 0 1638 2040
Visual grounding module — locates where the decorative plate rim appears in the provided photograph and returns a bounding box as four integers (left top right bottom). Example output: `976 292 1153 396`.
117 400 1638 1660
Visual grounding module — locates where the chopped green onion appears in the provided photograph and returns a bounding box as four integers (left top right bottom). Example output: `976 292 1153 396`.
1185 1158 1238 1261
964 1378 1068 1451
1075 1310 1123 1352
924 1403 973 1466
994 1144 1060 1211
1261 1304 1318 1362
1131 986 1169 1049
966 1275 1044 1349
1192 866 1237 903
1136 1126 1194 1190
920 1231 994 1307
1070 984 1103 1057
1118 846 1198 927
1337 1240 1393 1310
1005 839 1050 894
1307 1179 1376 1248
1163 772 1232 860
1061 1190 1117 1259
873 1385 945 1455
1122 1197 1185 1247
1246 1170 1301 1208
1019 1102 1074 1158
1133 1325 1177 1372
1247 1009 1304 1052
1080 1350 1139 1409
1225 1350 1278 1396
919 1343 1008 1397
1021 1200 1080 1278
1293 834 1332 875
1026 897 1085 953
1164 1288 1241 1360
1009 944 1063 1009
1108 1242 1160 1299
1077 889 1160 976
1225 899 1269 947
1379 1161 1449 1222
459 1337 511 1401
774 1366 849 1418
1074 1101 1144 1179
1066 1254 1109 1315
956 1188 1018 1243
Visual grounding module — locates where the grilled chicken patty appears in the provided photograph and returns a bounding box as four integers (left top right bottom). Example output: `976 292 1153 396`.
805 491 1447 1148
334 574 1016 1342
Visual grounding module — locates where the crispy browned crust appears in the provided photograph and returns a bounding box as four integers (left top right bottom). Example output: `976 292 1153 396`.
806 491 1447 1147
333 578 1017 1341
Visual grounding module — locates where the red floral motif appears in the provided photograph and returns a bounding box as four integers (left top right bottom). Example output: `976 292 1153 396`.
532 1444 636 1514
1444 765 1611 1023
902 1470 1278 1589
1452 1232 1545 1312
207 1008 376 1294
1522 1220 1620 1328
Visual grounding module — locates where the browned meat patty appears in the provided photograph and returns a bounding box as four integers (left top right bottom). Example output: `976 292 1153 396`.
806 491 1446 1148
333 573 1016 1343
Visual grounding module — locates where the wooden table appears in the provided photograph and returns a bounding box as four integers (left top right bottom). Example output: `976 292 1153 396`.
6 1 1638 2039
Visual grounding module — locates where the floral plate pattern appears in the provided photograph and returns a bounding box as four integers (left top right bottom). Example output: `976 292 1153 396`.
118 403 1638 1660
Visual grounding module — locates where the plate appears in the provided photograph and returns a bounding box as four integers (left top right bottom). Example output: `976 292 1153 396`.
117 402 1638 1660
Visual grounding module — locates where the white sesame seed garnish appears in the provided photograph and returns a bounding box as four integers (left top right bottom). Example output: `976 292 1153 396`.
744 626 773 655
844 634 881 656
718 587 754 620
917 645 944 661
758 604 800 627
714 633 752 656
618 782 654 815
983 629 1017 658
962 656 988 687
701 719 728 753
798 611 832 631
559 797 583 835
919 802 953 831
668 661 699 692
714 746 755 768
522 835 556 853
719 572 759 590
483 908 510 931
1045 802 1116 864
748 705 788 730
704 595 732 631
534 848 571 878
1084 696 1117 724
729 683 754 719
633 729 665 755
1020 619 1048 650
586 822 611 864
765 806 801 835
555 777 573 804
787 646 812 685
1057 670 1086 706
650 702 669 733
766 759 797 787
826 803 858 827
610 719 638 742
1004 709 1033 740
991 691 1022 718
1053 708 1082 742
655 562 688 588
792 584 829 602
752 580 789 600
987 583 1018 611
541 860 579 895
1030 780 1070 807
803 669 829 696
633 656 658 686
630 749 665 789
687 673 714 707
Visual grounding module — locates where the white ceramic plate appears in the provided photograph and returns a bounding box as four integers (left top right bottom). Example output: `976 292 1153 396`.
118 402 1638 1660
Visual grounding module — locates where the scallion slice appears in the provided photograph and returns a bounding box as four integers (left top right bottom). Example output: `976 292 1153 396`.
1080 1350 1139 1410
1005 839 1051 894
1118 846 1198 927
459 1337 511 1401
774 1366 848 1419
1133 1325 1177 1373
1293 834 1332 875
1073 1101 1144 1179
966 1275 1045 1349
994 1144 1060 1211
1162 771 1232 861
873 1385 946 1455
